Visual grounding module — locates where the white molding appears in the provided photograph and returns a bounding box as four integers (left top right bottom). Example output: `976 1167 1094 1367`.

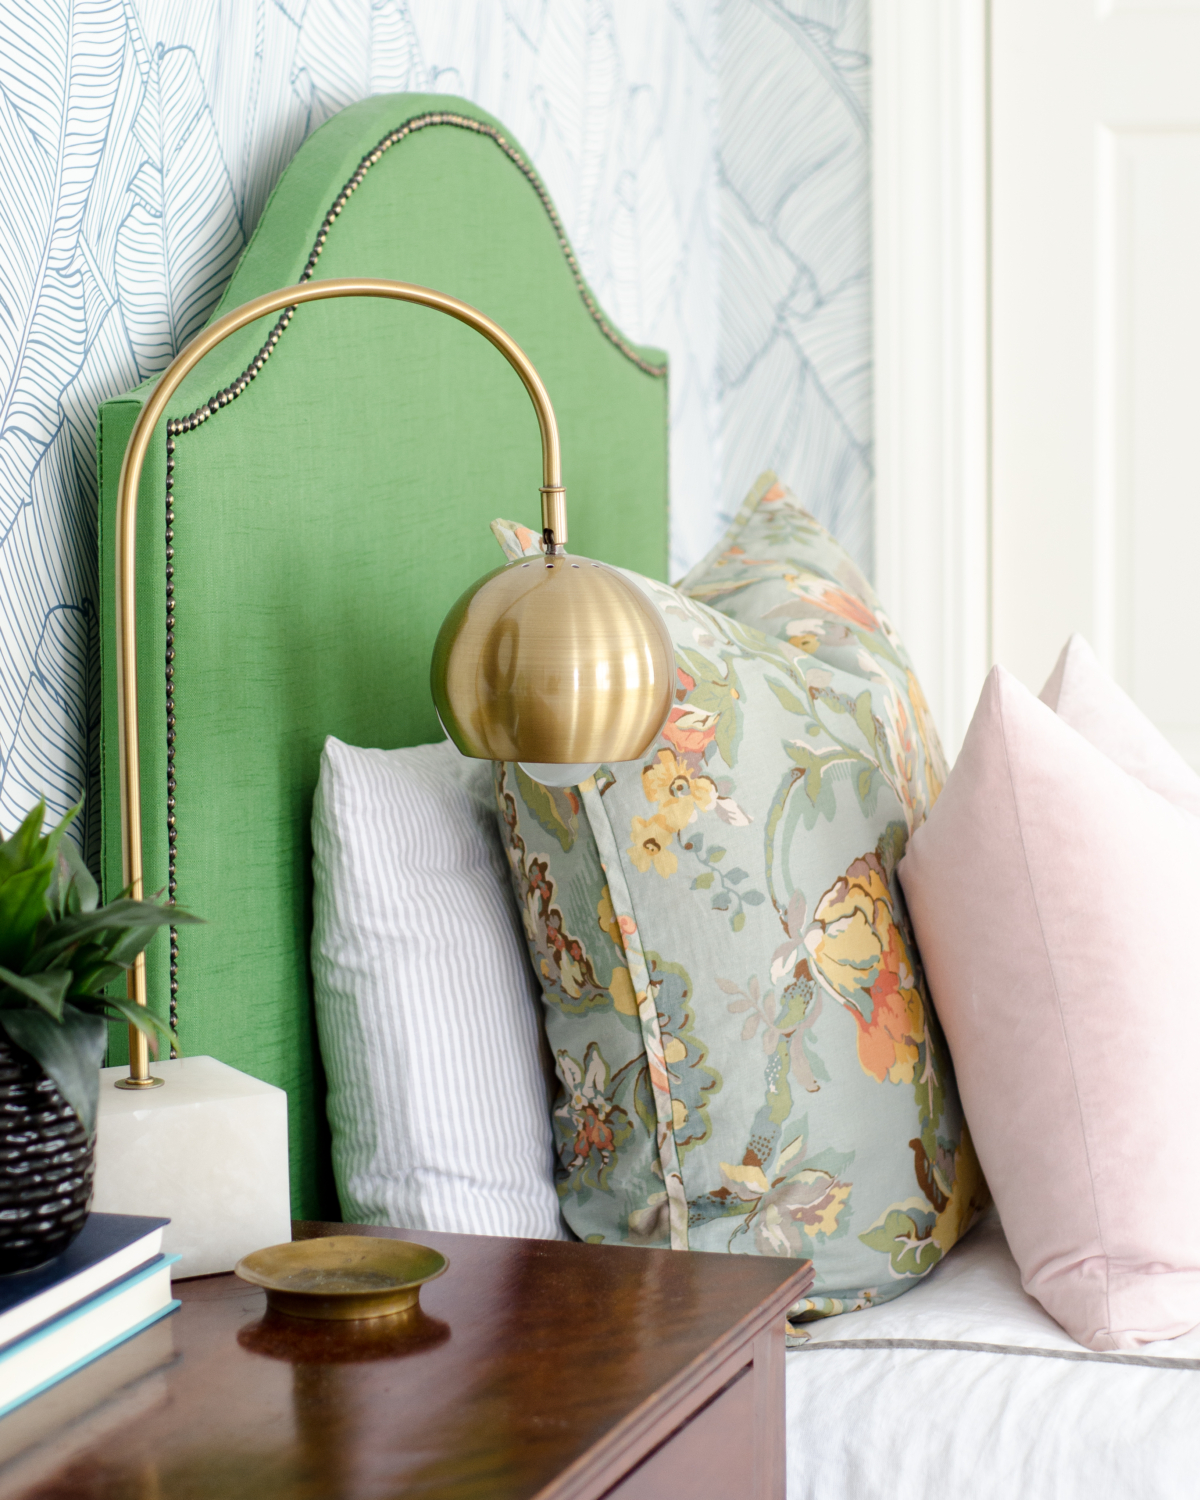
872 0 991 760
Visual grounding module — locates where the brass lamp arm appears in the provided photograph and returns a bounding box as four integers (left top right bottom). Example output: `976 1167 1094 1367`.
114 278 565 1084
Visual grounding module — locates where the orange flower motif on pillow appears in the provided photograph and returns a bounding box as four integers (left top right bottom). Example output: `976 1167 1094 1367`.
642 750 718 830
805 854 926 1085
783 573 880 632
628 815 678 878
661 704 720 759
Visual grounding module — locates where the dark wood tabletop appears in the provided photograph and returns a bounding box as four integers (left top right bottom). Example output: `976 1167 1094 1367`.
0 1221 812 1500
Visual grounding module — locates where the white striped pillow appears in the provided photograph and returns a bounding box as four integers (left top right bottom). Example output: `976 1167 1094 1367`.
311 736 566 1239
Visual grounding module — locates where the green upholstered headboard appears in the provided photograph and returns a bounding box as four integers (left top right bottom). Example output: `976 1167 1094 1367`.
97 95 669 1217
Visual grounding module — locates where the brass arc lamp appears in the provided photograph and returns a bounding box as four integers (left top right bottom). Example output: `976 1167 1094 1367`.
113 278 674 1088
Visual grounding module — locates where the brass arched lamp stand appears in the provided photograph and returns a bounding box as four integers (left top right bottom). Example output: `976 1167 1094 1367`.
113 278 673 1088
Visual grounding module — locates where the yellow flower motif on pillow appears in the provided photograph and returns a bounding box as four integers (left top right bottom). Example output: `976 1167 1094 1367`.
805 854 926 1084
932 1128 988 1253
641 750 718 830
559 947 586 1000
718 1160 852 1255
608 965 639 1016
628 815 678 878
787 630 822 654
906 669 948 807
597 886 621 944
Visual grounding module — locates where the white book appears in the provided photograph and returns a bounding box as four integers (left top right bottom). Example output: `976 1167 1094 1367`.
0 1214 167 1353
0 1256 179 1420
0 1315 175 1472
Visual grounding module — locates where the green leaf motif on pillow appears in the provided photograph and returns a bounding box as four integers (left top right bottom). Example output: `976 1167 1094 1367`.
514 767 578 853
859 1202 943 1279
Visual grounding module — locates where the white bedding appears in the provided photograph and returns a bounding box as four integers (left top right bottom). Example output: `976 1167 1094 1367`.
785 1210 1200 1499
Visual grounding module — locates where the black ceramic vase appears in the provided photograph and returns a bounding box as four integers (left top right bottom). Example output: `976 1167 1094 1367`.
0 1028 93 1274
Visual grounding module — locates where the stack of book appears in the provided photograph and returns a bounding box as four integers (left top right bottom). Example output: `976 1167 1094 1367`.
0 1214 178 1425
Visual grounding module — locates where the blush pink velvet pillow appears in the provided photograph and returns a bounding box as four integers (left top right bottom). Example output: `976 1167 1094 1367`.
898 659 1200 1350
1040 633 1200 817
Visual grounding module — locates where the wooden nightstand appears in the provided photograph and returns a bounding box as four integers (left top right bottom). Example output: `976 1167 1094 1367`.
2 1220 812 1499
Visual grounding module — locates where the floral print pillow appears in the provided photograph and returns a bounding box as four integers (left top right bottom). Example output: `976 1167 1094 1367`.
489 506 985 1331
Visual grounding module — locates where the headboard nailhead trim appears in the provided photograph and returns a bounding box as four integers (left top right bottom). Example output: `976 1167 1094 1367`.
161 112 667 1034
164 435 178 1053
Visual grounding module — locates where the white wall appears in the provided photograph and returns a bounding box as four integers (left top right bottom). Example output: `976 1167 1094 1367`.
0 0 871 853
871 0 989 760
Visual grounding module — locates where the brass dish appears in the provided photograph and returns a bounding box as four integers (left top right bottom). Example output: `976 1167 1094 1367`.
234 1236 449 1321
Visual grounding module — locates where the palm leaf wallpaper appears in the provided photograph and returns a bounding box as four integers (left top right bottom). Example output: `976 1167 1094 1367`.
0 0 870 860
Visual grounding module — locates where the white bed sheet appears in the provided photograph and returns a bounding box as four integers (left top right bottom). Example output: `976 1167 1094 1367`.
785 1210 1200 1500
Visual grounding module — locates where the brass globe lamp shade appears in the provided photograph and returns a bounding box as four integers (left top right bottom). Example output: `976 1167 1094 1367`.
432 546 674 785
113 278 673 1085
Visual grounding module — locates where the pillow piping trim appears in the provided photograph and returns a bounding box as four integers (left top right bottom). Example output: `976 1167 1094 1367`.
579 774 691 1251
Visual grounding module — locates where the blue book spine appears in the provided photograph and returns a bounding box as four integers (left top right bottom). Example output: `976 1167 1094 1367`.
0 1302 181 1420
0 1215 170 1319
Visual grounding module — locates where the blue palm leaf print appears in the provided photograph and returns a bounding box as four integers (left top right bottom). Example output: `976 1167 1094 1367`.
0 0 870 866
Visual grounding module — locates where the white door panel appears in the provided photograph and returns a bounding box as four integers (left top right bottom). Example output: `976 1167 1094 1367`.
1107 132 1200 766
992 2 1200 765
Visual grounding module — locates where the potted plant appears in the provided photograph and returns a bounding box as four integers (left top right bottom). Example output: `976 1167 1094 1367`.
0 800 195 1273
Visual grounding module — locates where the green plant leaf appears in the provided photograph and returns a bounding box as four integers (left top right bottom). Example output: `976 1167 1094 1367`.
102 924 170 968
0 800 48 875
0 796 198 1031
33 901 196 967
0 1004 107 1136
44 851 67 922
2 800 81 938
96 996 176 1053
41 803 77 869
59 837 99 916
0 867 55 971
65 960 127 998
44 817 87 921
0 965 71 1019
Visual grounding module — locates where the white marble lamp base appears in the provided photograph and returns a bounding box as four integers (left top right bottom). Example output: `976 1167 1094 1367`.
92 1055 292 1279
